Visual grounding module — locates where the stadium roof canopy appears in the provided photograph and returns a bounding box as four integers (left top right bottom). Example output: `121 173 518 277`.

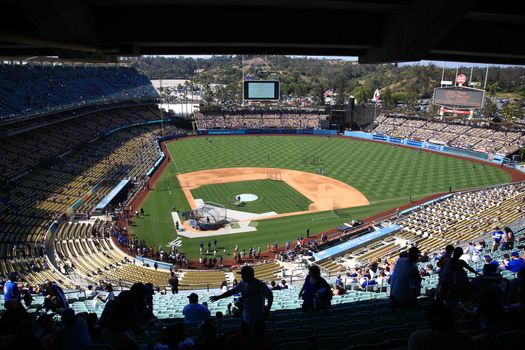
1 0 524 64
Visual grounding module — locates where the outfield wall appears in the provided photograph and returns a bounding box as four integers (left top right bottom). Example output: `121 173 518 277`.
198 128 338 136
343 131 506 165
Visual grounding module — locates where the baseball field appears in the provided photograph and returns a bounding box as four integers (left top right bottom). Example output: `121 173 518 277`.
132 135 512 258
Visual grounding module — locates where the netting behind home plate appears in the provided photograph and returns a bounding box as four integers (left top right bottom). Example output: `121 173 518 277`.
192 201 227 224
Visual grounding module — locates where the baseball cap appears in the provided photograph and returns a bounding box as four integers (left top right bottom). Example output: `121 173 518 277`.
511 251 520 257
187 293 198 302
484 255 492 261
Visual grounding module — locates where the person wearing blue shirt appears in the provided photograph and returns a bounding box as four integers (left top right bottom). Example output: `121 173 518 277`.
506 252 525 273
492 227 504 252
182 293 210 327
3 272 22 304
299 265 333 312
335 275 343 289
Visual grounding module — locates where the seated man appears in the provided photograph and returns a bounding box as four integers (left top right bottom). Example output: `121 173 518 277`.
183 293 210 327
506 252 525 273
270 281 281 291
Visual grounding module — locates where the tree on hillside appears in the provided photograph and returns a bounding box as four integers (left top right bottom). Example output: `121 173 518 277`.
335 86 348 105
381 88 395 109
202 83 214 106
501 100 521 122
487 82 501 99
481 98 497 118
312 84 326 106
352 85 374 105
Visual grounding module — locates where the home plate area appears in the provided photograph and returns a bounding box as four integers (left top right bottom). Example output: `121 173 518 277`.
173 199 277 238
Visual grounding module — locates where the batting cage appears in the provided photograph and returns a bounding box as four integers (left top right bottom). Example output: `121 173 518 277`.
189 201 229 230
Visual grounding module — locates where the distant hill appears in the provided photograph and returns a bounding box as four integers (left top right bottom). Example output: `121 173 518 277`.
129 56 525 105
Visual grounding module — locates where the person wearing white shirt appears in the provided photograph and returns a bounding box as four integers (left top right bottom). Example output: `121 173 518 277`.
210 266 273 327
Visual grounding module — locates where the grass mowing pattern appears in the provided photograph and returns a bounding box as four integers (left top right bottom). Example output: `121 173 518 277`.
167 136 511 201
190 179 312 214
132 136 512 258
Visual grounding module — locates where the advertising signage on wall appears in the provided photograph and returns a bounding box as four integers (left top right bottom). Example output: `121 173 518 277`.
433 87 485 109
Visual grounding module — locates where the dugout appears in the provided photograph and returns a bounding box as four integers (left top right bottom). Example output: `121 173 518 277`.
93 179 133 215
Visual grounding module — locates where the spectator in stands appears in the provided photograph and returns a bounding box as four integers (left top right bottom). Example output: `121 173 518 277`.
96 283 115 302
501 227 515 250
508 267 525 302
440 247 480 301
335 275 344 289
99 282 155 349
390 247 421 308
210 265 273 328
169 271 179 294
506 251 525 273
408 301 476 350
437 245 454 270
0 299 30 337
270 281 281 290
299 265 333 312
483 255 500 268
85 285 97 299
5 317 44 350
458 287 506 329
469 263 503 301
491 227 504 252
183 293 211 327
43 281 69 314
154 323 194 350
3 272 22 306
279 280 289 289
193 319 227 350
220 281 228 292
53 308 93 350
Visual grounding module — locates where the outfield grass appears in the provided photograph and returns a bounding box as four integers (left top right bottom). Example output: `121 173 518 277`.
132 136 512 258
166 136 510 201
190 179 312 214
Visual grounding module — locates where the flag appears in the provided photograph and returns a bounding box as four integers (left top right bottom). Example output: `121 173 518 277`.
371 89 381 102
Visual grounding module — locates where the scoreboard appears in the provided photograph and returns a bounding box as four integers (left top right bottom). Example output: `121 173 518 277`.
433 86 485 109
243 80 279 101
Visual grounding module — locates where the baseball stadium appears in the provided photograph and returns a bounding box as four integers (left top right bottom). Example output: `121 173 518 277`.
1 1 525 350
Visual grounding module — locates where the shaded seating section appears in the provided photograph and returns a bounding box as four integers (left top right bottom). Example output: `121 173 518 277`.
0 110 182 285
0 105 163 180
54 219 174 288
54 220 129 281
0 64 158 122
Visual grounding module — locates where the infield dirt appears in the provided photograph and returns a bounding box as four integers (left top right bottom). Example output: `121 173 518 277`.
177 167 369 221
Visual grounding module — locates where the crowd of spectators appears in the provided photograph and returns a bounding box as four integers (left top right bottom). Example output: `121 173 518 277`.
195 109 326 129
0 63 158 121
373 115 525 155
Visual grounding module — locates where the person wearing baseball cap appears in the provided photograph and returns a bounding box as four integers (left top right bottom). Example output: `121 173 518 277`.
182 293 210 327
209 265 273 329
506 252 525 273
